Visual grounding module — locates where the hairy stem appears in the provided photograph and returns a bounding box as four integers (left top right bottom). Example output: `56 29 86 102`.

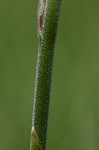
30 0 62 150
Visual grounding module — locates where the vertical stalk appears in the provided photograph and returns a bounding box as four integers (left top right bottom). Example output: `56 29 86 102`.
30 0 62 150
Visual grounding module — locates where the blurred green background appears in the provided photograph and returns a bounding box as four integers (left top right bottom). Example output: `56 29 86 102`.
0 0 99 150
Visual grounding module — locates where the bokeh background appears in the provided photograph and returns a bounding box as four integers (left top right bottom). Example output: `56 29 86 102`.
0 0 99 150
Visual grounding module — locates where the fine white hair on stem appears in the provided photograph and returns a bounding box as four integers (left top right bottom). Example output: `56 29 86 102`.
30 0 62 149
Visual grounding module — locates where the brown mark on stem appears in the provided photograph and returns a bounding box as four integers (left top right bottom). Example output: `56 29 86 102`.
38 0 47 37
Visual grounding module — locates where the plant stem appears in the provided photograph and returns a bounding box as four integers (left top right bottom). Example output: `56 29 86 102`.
30 0 62 150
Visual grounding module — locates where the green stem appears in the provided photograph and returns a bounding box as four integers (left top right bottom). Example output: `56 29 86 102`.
30 0 62 150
